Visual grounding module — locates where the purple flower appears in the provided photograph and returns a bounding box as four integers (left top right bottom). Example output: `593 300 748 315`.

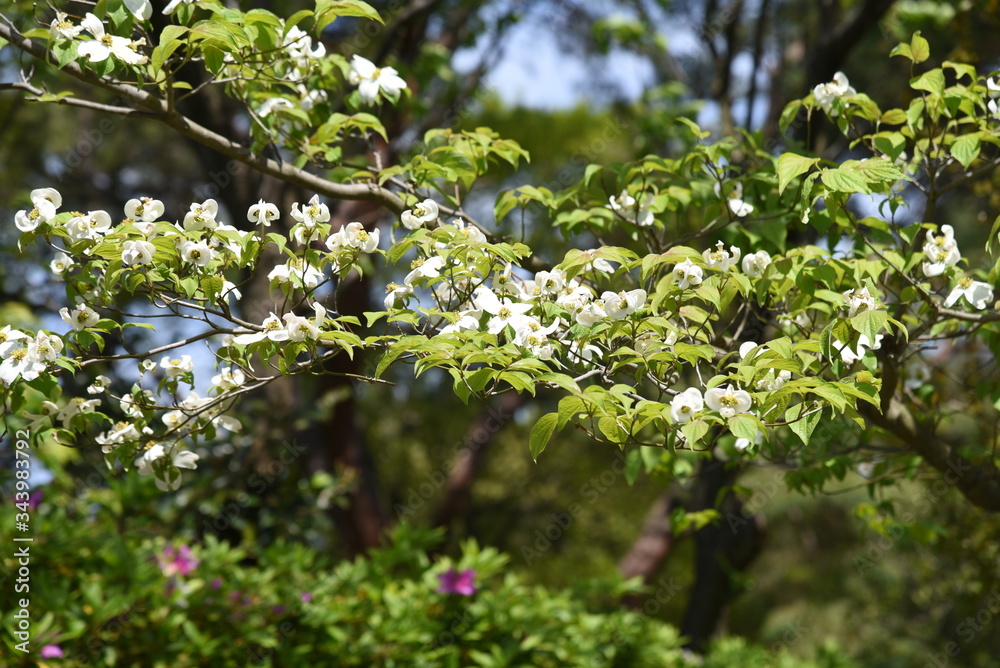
211 578 222 590
271 605 286 615
28 488 44 511
40 644 64 658
437 568 476 596
300 592 312 603
159 545 199 577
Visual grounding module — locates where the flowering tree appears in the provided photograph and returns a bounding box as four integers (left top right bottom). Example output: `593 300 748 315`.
3 4 1000 526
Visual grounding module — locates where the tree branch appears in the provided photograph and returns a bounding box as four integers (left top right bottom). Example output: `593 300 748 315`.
0 20 406 213
860 398 1000 512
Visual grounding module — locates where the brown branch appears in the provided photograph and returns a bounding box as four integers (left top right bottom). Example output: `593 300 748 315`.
860 398 1000 512
0 20 406 213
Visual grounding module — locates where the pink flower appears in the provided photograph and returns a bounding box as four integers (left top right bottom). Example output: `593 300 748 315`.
40 645 64 658
300 592 313 603
437 568 476 596
159 545 199 577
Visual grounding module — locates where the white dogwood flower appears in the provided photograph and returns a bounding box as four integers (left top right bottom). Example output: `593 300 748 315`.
247 199 279 226
291 195 331 226
349 55 407 104
268 258 323 289
65 210 113 242
15 188 61 232
834 334 883 364
608 190 654 226
162 0 195 14
843 286 877 317
211 367 246 390
575 301 608 327
125 196 164 223
122 240 156 266
703 241 742 272
813 71 856 114
182 199 219 232
77 14 147 65
401 199 439 230
60 304 100 331
601 289 647 319
384 282 414 309
87 375 111 394
715 181 754 217
404 255 447 285
50 12 83 40
672 260 703 290
922 224 961 277
670 388 704 424
29 332 63 363
474 287 533 335
705 384 753 418
534 270 567 296
160 355 194 378
180 240 213 266
234 313 289 345
50 253 74 276
742 251 771 278
944 277 993 310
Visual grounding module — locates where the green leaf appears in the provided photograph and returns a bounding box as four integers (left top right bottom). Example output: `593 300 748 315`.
786 402 821 446
951 133 982 170
911 69 945 98
880 109 907 125
821 168 870 194
855 158 904 184
776 153 820 195
529 412 559 461
910 31 930 64
625 449 642 486
851 310 887 345
316 0 383 26
889 42 913 62
598 416 627 443
681 419 709 447
728 414 759 441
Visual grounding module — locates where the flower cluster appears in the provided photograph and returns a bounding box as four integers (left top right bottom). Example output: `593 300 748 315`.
669 385 754 424
608 190 654 227
0 328 63 386
922 224 960 277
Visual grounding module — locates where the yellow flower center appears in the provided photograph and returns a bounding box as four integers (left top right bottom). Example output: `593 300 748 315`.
719 394 740 407
498 307 511 319
264 320 282 332
100 35 113 47
11 348 27 362
959 277 973 288
410 258 425 269
76 311 91 323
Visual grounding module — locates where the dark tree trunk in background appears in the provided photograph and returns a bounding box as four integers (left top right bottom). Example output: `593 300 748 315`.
618 492 679 609
680 457 765 653
433 392 524 532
